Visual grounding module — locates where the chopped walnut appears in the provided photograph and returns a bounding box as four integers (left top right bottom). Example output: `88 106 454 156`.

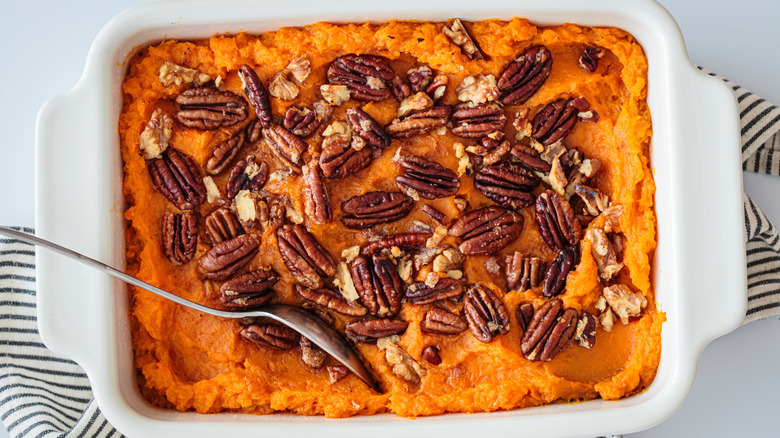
341 246 360 263
397 92 434 117
539 139 567 164
285 55 311 83
426 226 449 248
453 142 472 176
427 74 448 101
600 307 615 332
442 18 485 60
384 341 426 385
322 121 350 138
453 197 468 212
269 72 299 101
396 253 413 283
235 190 258 223
586 228 623 280
456 74 499 105
139 109 173 159
158 61 210 87
320 84 351 106
513 108 532 140
432 246 464 273
285 204 304 224
485 257 501 275
601 204 624 233
203 176 220 203
575 185 610 216
447 270 463 280
549 156 568 196
333 261 359 301
603 284 647 325
268 168 293 185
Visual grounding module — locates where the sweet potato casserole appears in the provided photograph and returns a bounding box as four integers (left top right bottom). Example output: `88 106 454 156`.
119 17 663 418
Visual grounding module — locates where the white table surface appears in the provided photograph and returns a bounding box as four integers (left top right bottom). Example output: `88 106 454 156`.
1 0 779 436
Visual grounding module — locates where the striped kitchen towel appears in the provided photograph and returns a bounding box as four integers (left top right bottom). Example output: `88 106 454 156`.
1 76 780 437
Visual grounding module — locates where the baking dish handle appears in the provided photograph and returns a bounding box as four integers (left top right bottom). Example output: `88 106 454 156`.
678 67 747 352
35 81 119 374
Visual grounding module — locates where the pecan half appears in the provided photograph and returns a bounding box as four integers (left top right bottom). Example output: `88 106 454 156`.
341 191 414 229
449 206 524 255
161 211 198 265
420 306 468 335
443 18 485 60
574 311 597 348
390 76 412 102
245 118 263 144
474 163 538 209
498 45 552 105
407 66 433 93
510 144 551 173
385 106 451 138
263 124 308 168
241 323 299 350
238 64 272 129
345 319 408 344
327 54 394 101
225 154 268 199
531 98 582 146
360 232 430 256
405 277 463 305
521 299 578 361
205 207 244 244
535 190 582 252
396 155 460 200
578 46 604 73
148 148 207 210
347 107 391 150
284 102 331 138
450 102 506 138
351 254 404 318
295 285 367 316
505 251 545 291
463 284 510 343
219 268 278 309
206 130 245 175
543 247 578 297
300 336 327 369
516 302 534 332
175 87 248 130
302 160 332 224
421 345 442 365
319 133 373 179
197 234 259 281
276 224 336 289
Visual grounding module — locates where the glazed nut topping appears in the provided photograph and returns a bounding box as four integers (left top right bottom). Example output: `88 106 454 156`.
585 228 623 280
603 284 647 324
451 102 507 138
535 190 582 252
296 285 366 316
449 206 524 256
360 232 430 256
320 84 351 106
206 130 245 176
241 323 299 350
345 318 409 344
456 74 499 105
421 345 442 365
175 87 249 130
139 109 173 160
405 277 463 305
197 234 259 281
505 251 545 291
147 148 208 210
341 191 414 229
498 45 552 105
384 341 426 385
276 224 336 289
347 107 391 149
420 306 468 335
443 18 485 60
299 336 327 369
161 211 198 265
238 65 272 128
226 155 268 200
158 61 211 87
463 284 510 343
219 269 278 309
474 163 538 210
578 46 604 72
574 311 597 349
521 299 578 362
543 247 578 297
396 155 460 200
350 254 404 318
204 207 244 244
397 91 434 117
327 54 394 101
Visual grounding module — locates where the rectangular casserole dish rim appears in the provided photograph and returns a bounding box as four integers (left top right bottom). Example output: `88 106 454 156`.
33 0 746 436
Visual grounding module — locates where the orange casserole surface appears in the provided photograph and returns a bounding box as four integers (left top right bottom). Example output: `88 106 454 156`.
120 18 662 418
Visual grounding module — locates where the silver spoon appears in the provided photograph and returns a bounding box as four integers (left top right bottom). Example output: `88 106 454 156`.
0 226 381 393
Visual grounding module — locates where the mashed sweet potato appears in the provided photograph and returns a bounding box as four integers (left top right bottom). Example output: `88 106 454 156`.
119 18 662 418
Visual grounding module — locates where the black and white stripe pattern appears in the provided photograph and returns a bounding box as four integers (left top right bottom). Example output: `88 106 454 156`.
0 75 779 435
0 229 121 437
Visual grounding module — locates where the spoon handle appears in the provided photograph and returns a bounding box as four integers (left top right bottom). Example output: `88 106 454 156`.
0 226 236 318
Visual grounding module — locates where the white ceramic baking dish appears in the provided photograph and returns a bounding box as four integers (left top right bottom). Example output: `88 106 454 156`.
34 0 746 436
